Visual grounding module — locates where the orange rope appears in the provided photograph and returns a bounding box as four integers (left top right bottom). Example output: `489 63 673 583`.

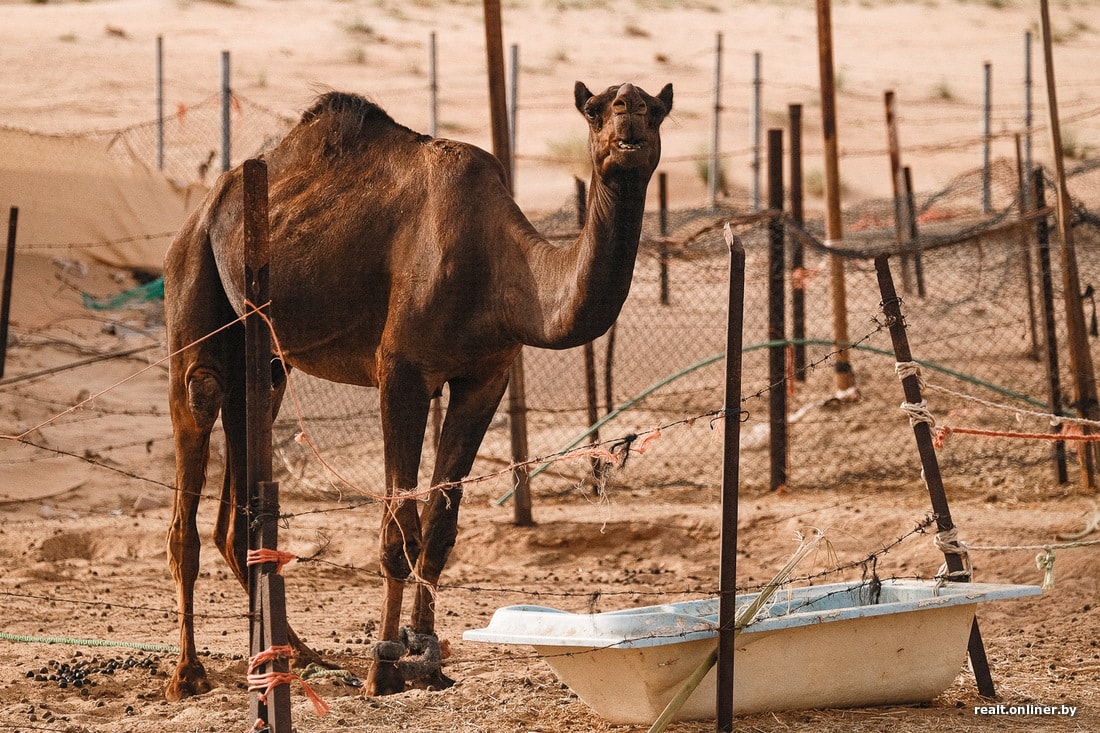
247 645 328 717
248 644 295 673
247 670 330 717
247 548 298 575
934 423 1097 449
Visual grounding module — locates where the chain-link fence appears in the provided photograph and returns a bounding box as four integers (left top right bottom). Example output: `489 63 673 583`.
270 157 1100 505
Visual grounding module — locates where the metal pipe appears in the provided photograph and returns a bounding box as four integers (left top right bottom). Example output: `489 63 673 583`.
767 129 787 493
429 32 439 138
156 35 164 172
789 104 806 380
0 208 18 380
981 61 992 213
1024 31 1033 204
875 253 996 698
709 33 724 209
1032 169 1068 484
750 49 761 211
221 50 231 173
509 43 519 186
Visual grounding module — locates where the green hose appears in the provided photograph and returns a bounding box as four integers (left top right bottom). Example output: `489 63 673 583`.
0 630 178 654
494 338 1050 505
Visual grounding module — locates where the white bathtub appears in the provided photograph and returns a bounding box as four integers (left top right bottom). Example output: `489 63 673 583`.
463 579 1041 724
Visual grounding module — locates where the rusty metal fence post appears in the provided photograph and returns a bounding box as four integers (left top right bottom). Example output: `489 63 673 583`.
243 159 292 731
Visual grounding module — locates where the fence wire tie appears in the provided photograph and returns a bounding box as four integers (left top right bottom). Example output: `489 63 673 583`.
932 527 973 591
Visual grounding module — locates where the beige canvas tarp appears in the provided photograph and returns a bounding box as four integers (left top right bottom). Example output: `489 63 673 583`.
0 126 198 273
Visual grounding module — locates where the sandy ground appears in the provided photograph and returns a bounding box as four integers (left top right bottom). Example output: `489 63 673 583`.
2 1 1100 732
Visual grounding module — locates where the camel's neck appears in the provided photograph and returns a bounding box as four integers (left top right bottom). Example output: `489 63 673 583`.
512 170 648 350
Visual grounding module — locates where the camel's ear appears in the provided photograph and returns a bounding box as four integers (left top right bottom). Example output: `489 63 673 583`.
658 83 674 114
574 81 594 113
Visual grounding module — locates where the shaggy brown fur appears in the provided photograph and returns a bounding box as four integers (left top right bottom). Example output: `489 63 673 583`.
163 81 672 699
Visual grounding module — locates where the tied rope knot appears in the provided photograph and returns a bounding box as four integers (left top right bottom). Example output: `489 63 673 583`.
932 527 972 590
246 548 298 575
367 627 447 683
897 359 936 428
894 361 926 389
900 399 936 429
246 645 329 717
1036 547 1057 590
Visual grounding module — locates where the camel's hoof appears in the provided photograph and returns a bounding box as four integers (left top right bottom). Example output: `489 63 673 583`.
165 662 212 701
416 668 455 692
291 643 336 671
289 627 337 670
364 659 405 696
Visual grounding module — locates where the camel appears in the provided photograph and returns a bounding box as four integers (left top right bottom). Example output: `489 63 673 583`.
163 80 673 700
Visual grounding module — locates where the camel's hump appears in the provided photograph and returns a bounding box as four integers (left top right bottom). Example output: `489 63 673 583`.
293 91 428 156
300 91 395 127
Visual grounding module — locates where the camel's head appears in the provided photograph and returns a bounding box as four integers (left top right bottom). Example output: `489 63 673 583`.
575 81 673 181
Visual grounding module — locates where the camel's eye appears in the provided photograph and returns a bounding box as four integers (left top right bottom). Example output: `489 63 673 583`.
584 98 606 119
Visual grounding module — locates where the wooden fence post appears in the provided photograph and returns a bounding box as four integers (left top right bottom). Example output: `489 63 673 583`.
1040 0 1100 488
717 225 745 731
243 159 292 731
1014 134 1041 360
710 33 725 209
155 36 165 172
428 32 439 137
875 254 996 699
483 0 532 525
578 178 603 487
815 0 856 399
981 61 992 214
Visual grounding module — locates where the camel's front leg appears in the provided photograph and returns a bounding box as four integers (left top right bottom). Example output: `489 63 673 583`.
409 373 511 688
365 360 432 696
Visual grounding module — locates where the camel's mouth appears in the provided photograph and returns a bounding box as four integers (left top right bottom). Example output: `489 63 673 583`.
616 140 646 152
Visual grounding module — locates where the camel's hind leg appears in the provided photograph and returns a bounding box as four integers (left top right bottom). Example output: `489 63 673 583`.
165 351 224 701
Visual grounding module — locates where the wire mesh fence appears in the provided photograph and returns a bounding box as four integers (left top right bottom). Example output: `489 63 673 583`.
6 81 1100 507
269 157 1100 506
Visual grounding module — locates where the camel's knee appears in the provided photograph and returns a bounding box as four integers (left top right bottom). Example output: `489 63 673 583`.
186 367 224 431
380 543 420 580
380 526 421 581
